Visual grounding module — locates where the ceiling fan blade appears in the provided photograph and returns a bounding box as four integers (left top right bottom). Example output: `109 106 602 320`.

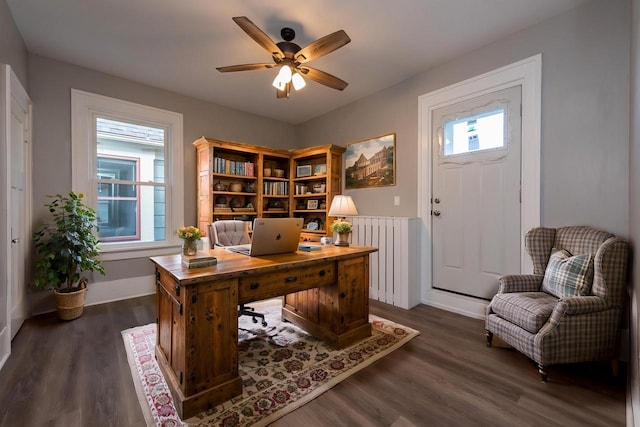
232 16 285 60
298 66 348 91
216 63 275 73
294 30 351 64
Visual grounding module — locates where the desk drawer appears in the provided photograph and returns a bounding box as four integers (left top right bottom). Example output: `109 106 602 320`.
239 262 335 302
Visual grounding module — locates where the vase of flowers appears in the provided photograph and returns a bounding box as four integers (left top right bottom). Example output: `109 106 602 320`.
178 226 202 256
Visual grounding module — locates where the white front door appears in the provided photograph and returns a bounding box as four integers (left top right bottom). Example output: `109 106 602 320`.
431 85 521 300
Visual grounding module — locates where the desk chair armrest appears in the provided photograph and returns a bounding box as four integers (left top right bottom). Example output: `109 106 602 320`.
498 274 543 294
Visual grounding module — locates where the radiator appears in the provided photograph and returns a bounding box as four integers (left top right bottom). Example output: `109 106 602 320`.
350 216 420 309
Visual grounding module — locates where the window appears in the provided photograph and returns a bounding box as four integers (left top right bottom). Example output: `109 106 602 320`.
443 108 505 156
72 90 183 259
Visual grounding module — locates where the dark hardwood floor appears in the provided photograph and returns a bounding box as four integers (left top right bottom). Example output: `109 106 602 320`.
0 296 625 427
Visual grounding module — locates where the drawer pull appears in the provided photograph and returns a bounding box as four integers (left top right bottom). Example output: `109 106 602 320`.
250 282 260 290
174 284 181 296
318 269 326 277
340 292 346 298
286 276 298 283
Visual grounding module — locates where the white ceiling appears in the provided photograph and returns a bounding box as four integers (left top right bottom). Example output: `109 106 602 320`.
7 0 589 125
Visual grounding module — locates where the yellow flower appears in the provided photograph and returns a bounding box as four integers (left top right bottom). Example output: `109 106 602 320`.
177 226 202 240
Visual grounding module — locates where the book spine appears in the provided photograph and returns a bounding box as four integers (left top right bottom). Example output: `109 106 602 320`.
182 260 217 268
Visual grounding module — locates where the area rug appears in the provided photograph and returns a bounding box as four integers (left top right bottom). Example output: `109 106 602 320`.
122 299 419 427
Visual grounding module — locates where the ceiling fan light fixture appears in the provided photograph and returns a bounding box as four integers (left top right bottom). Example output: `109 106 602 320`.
272 65 293 91
291 72 306 91
272 74 287 91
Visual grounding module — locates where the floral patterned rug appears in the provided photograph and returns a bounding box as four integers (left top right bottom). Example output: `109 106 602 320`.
122 299 419 427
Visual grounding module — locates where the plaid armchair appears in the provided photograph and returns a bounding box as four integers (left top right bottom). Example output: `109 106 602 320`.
485 226 630 382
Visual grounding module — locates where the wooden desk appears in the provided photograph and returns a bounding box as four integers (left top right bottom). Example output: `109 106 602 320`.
150 245 377 419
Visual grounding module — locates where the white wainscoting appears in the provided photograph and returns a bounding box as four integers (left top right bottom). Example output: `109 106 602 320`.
350 216 420 309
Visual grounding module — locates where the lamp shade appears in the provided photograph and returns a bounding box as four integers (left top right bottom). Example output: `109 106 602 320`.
328 195 358 217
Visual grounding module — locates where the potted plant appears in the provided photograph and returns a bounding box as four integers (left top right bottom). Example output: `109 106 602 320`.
33 192 105 320
330 219 353 247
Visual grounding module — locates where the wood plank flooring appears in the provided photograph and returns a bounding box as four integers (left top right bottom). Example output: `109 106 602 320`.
0 296 625 427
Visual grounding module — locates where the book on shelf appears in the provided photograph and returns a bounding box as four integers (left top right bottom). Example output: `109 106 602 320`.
182 253 217 268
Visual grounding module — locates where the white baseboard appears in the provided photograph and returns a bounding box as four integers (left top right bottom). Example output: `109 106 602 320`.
0 325 9 372
31 275 156 316
84 275 156 307
421 288 488 320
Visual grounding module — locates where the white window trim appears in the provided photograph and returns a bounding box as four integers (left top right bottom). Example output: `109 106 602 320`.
71 89 184 261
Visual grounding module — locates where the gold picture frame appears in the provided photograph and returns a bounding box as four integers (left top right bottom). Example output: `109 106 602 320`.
345 133 396 189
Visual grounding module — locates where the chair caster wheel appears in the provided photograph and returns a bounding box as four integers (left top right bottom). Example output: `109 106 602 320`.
262 321 268 327
252 317 258 323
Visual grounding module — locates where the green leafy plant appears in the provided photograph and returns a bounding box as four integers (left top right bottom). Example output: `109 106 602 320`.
33 192 105 292
330 220 353 234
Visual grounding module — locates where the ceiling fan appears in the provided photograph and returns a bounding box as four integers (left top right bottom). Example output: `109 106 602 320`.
216 16 351 99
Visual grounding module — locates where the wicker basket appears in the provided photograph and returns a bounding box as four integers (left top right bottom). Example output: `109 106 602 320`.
54 287 87 320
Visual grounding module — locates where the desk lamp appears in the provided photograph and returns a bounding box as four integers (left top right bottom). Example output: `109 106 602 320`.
328 195 358 246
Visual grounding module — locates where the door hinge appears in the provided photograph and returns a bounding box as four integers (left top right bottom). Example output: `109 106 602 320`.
179 303 183 316
179 371 183 385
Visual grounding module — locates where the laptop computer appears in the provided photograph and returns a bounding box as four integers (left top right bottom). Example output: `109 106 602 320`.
226 217 303 256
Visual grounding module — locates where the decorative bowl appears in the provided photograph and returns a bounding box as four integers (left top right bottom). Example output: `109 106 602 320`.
213 181 227 191
229 183 243 193
229 197 244 208
274 169 285 178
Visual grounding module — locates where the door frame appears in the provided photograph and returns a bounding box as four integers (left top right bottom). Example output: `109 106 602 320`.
418 55 541 318
0 64 32 370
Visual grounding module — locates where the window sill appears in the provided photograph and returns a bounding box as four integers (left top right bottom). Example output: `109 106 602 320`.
99 243 182 261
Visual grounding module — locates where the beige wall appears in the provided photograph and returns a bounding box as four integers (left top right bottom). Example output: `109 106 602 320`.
629 0 639 423
0 0 27 87
297 0 630 236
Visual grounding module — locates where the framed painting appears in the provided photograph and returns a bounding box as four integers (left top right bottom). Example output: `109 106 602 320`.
296 165 312 178
345 133 396 189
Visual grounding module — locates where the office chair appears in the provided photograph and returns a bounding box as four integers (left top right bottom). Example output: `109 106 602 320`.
208 220 267 327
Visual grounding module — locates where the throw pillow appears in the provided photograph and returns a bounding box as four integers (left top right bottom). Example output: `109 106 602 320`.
541 249 594 298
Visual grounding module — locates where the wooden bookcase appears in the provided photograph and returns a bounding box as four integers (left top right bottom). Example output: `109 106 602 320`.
193 137 345 240
290 144 345 241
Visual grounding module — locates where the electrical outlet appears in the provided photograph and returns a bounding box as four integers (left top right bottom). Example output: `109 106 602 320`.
394 196 400 206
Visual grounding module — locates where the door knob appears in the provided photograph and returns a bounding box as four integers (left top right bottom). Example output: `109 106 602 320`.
432 210 441 217
434 198 441 204
11 238 19 243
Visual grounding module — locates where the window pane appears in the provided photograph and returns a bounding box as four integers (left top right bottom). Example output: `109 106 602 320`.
97 184 166 242
443 109 505 156
96 117 165 183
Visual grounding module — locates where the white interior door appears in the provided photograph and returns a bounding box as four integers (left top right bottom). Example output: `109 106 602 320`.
431 85 521 300
10 86 30 339
1 65 31 373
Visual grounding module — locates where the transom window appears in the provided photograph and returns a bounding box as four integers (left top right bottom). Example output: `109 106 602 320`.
443 108 505 156
71 90 183 260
